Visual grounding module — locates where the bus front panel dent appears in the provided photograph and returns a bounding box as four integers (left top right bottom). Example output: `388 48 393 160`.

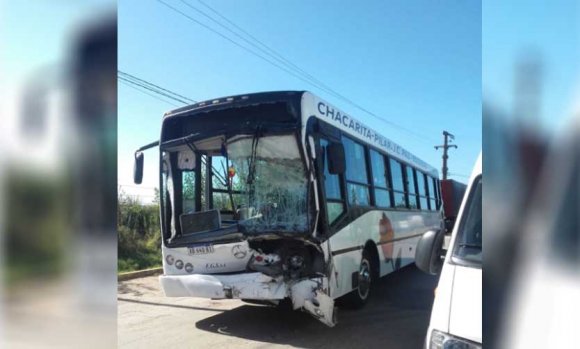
159 272 337 327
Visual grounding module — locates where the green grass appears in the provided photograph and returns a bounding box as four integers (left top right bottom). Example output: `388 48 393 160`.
117 193 163 273
118 252 162 273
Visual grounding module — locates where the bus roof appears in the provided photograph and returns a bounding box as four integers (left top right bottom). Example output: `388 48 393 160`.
163 90 303 119
162 90 437 176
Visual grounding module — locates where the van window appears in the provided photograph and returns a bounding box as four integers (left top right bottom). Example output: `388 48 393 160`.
452 175 482 266
550 153 578 266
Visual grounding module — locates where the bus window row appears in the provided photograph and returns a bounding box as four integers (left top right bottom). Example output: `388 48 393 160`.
321 135 441 223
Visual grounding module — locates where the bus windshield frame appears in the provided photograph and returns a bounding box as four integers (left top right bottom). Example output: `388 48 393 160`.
159 129 313 245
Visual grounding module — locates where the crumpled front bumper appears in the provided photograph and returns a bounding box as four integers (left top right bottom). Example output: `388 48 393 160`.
160 272 287 299
159 272 337 327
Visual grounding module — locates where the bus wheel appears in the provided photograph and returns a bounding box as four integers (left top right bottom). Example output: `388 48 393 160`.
346 249 373 308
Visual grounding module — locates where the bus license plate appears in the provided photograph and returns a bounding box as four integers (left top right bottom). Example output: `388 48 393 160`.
188 244 214 255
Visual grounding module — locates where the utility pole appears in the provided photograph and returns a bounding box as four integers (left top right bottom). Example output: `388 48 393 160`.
434 131 458 180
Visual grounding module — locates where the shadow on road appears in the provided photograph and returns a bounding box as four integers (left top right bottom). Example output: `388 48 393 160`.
195 265 438 349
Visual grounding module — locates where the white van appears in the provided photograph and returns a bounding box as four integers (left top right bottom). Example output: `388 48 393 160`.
415 154 482 348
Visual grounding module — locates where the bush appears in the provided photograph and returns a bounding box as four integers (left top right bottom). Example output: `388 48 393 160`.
117 193 162 272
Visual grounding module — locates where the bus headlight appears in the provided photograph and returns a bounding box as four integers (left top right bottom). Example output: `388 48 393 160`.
430 330 481 349
165 255 175 265
185 263 194 273
175 260 184 270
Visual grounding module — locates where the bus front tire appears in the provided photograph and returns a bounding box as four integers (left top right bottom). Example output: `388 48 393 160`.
345 249 373 308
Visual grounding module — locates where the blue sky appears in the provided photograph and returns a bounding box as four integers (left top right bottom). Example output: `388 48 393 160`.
118 0 482 200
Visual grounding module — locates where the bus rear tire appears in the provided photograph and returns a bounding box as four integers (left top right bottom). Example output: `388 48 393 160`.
345 249 373 308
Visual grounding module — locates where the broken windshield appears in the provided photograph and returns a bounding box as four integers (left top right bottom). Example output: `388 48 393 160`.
227 134 309 234
162 133 311 241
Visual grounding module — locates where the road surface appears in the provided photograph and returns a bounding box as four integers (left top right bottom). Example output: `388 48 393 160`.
118 265 438 348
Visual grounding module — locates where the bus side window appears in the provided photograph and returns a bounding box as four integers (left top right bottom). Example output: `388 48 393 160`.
342 136 371 206
182 171 195 213
417 171 428 210
320 139 345 224
406 166 418 209
370 149 392 208
389 158 407 208
427 175 437 210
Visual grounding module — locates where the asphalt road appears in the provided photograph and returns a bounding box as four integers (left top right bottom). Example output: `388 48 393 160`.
118 265 439 349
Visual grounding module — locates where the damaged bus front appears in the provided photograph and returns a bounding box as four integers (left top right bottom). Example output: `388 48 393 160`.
134 92 338 326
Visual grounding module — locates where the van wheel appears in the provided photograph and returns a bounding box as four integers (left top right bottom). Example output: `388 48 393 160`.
345 249 373 308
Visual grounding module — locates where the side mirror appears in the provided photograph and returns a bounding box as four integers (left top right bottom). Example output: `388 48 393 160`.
415 229 445 275
133 151 144 184
327 142 345 174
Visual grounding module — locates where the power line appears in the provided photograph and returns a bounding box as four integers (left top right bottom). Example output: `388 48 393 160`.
118 75 190 105
182 0 435 143
119 75 190 104
118 70 197 105
156 0 436 144
196 0 325 90
119 79 181 107
155 0 338 97
181 0 333 100
118 70 197 103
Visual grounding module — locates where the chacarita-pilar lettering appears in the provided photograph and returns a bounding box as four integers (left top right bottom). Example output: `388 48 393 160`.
316 101 432 174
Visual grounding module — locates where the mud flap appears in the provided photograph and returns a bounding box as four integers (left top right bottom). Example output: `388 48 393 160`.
290 280 337 327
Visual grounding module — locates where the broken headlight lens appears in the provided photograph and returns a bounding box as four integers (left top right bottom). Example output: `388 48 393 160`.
430 330 481 349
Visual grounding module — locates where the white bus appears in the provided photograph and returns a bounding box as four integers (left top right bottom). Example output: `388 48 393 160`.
133 91 443 326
